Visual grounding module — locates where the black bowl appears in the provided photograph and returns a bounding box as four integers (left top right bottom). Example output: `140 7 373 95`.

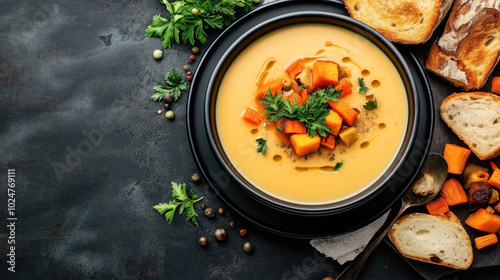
205 12 418 215
187 0 433 237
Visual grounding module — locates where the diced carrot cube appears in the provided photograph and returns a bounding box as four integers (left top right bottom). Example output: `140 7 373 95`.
492 77 500 95
284 120 307 134
242 107 261 125
324 110 343 136
440 178 468 206
321 133 336 150
443 144 471 175
281 92 303 106
489 168 500 189
290 134 321 157
465 207 500 233
255 79 283 99
285 59 305 79
475 233 498 250
328 100 359 126
425 197 449 215
334 78 353 98
312 60 339 89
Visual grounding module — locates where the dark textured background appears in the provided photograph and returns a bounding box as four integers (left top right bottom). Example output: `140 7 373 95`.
1 0 499 279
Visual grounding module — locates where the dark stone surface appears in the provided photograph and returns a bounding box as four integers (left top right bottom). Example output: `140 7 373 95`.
1 0 499 279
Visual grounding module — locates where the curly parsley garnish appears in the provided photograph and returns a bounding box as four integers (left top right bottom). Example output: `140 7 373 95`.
256 137 267 155
334 162 343 171
363 98 378 110
151 68 187 102
153 182 203 226
358 77 369 94
145 0 253 48
260 86 341 137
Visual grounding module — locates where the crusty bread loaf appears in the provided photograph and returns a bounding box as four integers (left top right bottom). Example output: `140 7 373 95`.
425 0 500 90
440 92 500 160
343 0 453 44
388 212 473 270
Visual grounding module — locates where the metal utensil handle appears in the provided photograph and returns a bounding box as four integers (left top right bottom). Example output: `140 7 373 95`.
336 202 408 280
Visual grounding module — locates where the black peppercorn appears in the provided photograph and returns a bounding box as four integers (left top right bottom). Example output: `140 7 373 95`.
204 207 215 218
163 92 174 103
214 228 226 241
243 242 253 252
199 236 208 246
163 103 171 110
200 203 206 210
191 173 201 183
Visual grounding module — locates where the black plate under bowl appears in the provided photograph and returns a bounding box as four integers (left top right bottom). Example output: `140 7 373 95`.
187 0 434 238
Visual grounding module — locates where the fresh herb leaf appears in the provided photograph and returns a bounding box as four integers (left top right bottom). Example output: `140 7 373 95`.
334 162 343 171
153 182 203 225
256 137 267 155
276 127 283 133
151 68 187 101
363 98 378 110
358 77 369 94
145 0 253 48
260 86 341 137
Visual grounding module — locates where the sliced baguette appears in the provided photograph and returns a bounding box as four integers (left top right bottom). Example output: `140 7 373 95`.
388 212 473 270
425 0 500 90
343 0 453 44
440 92 500 160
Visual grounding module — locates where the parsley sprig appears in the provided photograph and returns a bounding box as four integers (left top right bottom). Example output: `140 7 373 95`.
151 68 187 102
260 86 341 137
363 98 378 110
154 182 203 226
358 77 369 94
256 137 267 155
145 0 253 48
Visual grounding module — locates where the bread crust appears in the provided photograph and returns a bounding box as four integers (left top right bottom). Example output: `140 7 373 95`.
344 0 452 44
425 0 500 90
440 92 500 160
388 212 473 269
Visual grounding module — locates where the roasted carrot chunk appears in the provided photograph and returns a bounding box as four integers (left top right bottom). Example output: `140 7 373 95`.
255 79 283 99
290 134 321 157
284 120 307 134
465 207 500 233
425 197 450 215
338 127 359 147
492 77 500 95
299 90 309 103
285 59 305 79
312 60 339 89
491 161 499 171
281 92 303 106
334 78 353 98
242 107 260 125
489 168 500 189
324 110 343 136
475 233 498 249
321 133 336 150
440 178 468 206
328 100 359 127
443 144 471 175
494 202 500 213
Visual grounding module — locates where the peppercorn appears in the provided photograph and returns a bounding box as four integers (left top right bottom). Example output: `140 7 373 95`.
191 8 200 15
183 65 189 71
199 236 208 247
187 75 193 81
157 109 162 114
239 229 247 236
243 242 253 252
187 71 192 75
191 46 200 54
163 103 171 110
252 0 260 4
229 221 235 228
218 208 224 215
188 55 196 64
214 228 226 241
165 110 175 120
153 49 163 59
200 203 206 210
163 92 174 103
191 173 201 183
204 207 215 218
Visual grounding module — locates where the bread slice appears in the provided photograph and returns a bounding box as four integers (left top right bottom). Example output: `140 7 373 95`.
440 92 500 160
388 212 473 269
425 1 500 90
343 0 453 44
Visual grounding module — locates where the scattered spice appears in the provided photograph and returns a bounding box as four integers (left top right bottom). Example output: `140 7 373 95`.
183 65 189 71
153 49 163 59
187 75 193 81
239 229 247 236
243 242 253 252
199 236 208 247
214 228 226 241
218 208 224 215
191 173 201 183
164 103 171 110
200 203 206 210
163 92 174 103
157 109 162 114
165 110 175 120
204 207 215 218
188 55 196 63
229 221 235 228
191 46 200 54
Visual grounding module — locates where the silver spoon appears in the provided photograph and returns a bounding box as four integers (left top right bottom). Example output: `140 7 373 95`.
336 153 449 280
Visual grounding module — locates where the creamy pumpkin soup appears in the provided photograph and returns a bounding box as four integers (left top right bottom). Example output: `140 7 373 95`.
215 23 408 204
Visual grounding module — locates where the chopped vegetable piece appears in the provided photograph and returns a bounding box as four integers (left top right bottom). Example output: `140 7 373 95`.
334 78 353 98
256 137 267 156
494 202 500 213
242 107 261 125
285 59 305 79
299 90 309 103
491 161 499 171
320 133 336 150
284 120 307 134
465 207 500 233
425 197 450 215
475 233 498 250
489 168 500 189
338 127 359 147
290 134 321 157
440 178 468 206
297 66 312 89
255 79 283 98
443 144 471 174
492 77 500 95
281 92 303 106
312 60 339 89
328 100 359 126
324 110 343 136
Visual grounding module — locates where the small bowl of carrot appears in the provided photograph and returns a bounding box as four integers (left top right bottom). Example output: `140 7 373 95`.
204 11 423 216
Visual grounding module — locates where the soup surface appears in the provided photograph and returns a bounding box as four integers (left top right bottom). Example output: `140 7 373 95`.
216 23 408 204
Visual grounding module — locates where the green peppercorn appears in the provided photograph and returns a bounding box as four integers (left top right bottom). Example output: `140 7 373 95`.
191 8 200 15
191 173 201 183
199 236 208 247
214 228 226 241
165 110 175 120
243 242 253 252
191 46 200 54
153 49 163 59
252 0 260 4
204 207 215 218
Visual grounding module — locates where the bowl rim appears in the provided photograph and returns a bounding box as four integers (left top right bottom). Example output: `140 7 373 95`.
204 11 420 215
